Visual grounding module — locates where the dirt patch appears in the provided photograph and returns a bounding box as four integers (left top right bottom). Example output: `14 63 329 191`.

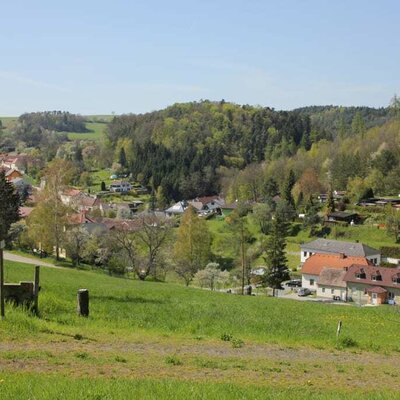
0 338 399 390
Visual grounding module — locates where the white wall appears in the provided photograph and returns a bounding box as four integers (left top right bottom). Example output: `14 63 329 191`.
301 274 318 289
317 286 346 300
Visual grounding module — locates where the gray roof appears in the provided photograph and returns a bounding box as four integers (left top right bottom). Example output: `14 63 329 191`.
318 268 347 288
301 238 379 257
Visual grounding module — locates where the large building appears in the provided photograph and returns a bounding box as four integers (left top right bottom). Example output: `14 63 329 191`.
301 253 372 292
300 238 380 265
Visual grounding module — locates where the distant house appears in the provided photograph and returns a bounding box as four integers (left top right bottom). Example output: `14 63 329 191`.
1 167 23 182
344 265 400 305
109 181 132 193
194 196 225 211
301 253 371 291
1 155 27 173
165 201 188 216
325 211 359 225
300 238 380 265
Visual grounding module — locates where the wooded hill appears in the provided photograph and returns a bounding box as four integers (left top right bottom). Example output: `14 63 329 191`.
105 101 392 201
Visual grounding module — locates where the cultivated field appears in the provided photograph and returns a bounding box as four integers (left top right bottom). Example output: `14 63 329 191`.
1 261 400 399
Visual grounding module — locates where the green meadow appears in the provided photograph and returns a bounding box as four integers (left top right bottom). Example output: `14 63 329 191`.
1 260 400 398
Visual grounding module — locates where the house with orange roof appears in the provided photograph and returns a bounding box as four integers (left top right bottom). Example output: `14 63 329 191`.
301 253 372 296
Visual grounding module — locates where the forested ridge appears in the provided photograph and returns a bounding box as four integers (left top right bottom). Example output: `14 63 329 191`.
106 100 393 201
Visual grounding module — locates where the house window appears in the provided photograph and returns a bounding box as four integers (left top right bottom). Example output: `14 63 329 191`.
388 292 395 300
331 289 334 294
364 288 368 295
303 251 307 257
310 279 315 286
322 288 325 293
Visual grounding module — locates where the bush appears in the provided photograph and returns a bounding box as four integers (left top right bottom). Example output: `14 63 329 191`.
231 338 244 348
164 355 183 366
337 336 358 349
220 333 233 342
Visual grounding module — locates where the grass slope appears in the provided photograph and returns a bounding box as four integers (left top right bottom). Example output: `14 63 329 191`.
1 261 400 398
2 260 400 349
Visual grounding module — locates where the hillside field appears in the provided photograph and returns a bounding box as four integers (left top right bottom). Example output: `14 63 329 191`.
1 260 400 399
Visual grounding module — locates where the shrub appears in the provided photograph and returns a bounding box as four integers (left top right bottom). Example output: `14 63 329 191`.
337 336 358 349
164 355 183 366
231 338 244 348
220 333 233 342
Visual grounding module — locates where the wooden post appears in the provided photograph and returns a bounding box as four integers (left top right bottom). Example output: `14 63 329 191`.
77 289 89 317
33 266 40 315
0 242 5 319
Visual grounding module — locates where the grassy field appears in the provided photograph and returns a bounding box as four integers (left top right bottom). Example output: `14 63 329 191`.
1 260 400 398
65 122 108 141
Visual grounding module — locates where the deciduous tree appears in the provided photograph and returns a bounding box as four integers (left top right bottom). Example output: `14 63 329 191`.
174 207 211 286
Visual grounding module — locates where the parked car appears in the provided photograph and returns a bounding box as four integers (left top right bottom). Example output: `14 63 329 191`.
298 288 312 297
285 280 302 288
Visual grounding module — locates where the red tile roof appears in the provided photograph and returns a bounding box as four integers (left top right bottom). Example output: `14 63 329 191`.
344 265 400 290
301 253 371 276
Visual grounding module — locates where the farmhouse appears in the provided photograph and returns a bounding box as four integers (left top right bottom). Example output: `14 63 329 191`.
109 181 132 193
344 265 400 305
300 238 380 265
301 253 371 291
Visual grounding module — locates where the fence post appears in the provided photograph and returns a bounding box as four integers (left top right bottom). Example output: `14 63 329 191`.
77 289 89 317
33 266 40 315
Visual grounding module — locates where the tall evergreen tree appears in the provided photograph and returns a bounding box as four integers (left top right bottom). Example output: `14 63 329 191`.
119 147 127 168
0 171 20 241
282 169 296 209
326 187 335 214
263 209 290 296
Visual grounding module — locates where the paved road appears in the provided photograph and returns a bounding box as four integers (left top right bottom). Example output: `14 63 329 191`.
3 252 60 268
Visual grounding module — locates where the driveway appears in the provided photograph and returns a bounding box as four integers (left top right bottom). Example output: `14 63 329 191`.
4 252 61 268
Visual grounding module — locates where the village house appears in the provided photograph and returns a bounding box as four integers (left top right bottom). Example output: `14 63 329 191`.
109 181 132 193
60 189 100 212
1 154 28 173
300 238 380 265
0 166 23 182
301 253 372 293
325 211 360 225
344 265 400 305
165 201 188 216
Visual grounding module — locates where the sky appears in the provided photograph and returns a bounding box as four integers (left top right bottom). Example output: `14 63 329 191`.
1 0 399 115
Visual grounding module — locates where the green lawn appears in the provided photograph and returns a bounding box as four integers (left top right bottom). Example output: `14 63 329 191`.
1 260 400 398
0 374 396 400
2 260 400 350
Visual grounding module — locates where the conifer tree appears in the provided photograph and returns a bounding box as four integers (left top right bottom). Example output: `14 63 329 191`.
326 188 335 214
263 209 290 296
282 169 296 209
119 147 127 168
0 171 20 241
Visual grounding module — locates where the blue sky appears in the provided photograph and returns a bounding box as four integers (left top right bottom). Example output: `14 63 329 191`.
1 0 399 115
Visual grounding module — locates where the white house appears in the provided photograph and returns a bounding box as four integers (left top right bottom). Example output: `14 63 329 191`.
300 238 381 265
109 181 132 193
301 253 372 291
